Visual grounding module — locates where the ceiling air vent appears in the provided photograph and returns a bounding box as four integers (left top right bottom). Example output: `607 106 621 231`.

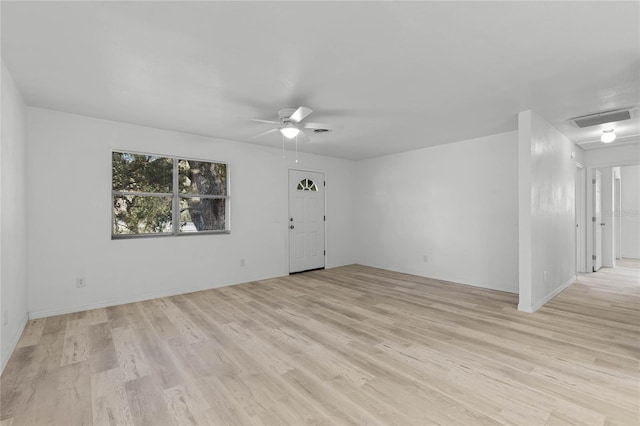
571 108 632 128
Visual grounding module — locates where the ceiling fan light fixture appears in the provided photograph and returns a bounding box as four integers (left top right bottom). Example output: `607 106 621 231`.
280 126 300 139
601 129 616 143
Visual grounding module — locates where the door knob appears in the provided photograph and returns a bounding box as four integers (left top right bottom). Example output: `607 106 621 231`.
290 225 295 229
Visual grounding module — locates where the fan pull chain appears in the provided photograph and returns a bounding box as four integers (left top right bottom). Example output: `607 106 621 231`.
282 134 286 159
295 134 299 163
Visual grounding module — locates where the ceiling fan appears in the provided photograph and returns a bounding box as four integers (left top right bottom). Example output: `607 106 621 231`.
249 106 335 142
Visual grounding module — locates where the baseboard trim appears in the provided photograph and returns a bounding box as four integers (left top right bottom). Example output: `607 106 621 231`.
355 262 519 294
1 311 29 374
28 273 285 320
518 275 576 314
517 303 535 313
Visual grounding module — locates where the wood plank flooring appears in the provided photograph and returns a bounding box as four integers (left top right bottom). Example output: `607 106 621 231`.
1 262 638 425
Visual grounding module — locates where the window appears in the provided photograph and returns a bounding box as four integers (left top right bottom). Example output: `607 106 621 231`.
112 151 229 237
297 178 318 191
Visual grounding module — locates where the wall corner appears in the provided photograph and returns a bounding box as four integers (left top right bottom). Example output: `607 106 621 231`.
518 110 533 309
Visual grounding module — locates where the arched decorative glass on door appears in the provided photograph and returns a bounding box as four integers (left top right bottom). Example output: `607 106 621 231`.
297 178 318 191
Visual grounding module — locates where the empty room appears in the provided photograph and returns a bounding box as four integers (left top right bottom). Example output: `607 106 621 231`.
1 1 639 425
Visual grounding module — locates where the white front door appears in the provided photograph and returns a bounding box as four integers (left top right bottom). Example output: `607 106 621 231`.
593 169 602 271
289 170 325 273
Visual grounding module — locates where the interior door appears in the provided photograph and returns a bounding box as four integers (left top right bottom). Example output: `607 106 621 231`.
593 169 602 271
289 170 325 273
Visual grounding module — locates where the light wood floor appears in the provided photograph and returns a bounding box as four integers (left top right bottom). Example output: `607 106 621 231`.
1 262 638 425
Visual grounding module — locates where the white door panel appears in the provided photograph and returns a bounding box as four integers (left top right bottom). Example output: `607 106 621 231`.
295 234 304 259
308 232 318 256
289 170 325 273
593 169 602 271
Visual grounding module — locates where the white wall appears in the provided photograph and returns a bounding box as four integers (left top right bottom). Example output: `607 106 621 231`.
1 62 29 372
585 143 640 168
26 107 356 318
355 131 519 293
518 110 577 313
620 165 640 259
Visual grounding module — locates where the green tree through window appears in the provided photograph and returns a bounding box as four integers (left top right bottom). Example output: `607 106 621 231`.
179 160 227 232
112 151 229 237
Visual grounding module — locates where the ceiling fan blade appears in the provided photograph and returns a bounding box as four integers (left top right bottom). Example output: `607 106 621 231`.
248 118 280 124
301 122 338 130
289 106 313 123
250 128 279 139
297 130 310 143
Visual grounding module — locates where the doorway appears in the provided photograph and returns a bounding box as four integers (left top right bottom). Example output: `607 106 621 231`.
288 169 325 273
619 165 640 260
587 162 640 273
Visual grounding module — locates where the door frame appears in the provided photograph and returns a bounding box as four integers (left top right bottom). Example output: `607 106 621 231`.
614 170 622 260
586 158 639 273
287 168 327 273
575 162 586 273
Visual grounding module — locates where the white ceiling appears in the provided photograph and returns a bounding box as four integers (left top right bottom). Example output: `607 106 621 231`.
2 1 639 160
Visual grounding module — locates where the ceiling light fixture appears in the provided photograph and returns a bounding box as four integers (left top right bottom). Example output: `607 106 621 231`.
601 129 616 143
280 126 300 139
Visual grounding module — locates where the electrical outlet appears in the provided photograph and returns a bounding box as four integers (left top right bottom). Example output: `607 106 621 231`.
3 310 8 326
76 277 86 288
543 271 548 282
240 259 246 267
423 255 428 263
